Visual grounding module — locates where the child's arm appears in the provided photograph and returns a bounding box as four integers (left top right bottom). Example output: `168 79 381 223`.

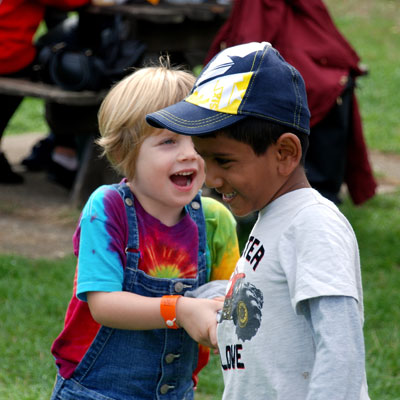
87 291 223 348
301 295 365 399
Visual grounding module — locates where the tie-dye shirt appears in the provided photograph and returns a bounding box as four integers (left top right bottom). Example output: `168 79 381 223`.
135 198 199 279
51 184 239 378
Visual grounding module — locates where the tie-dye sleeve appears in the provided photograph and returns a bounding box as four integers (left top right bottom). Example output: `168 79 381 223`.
202 196 240 281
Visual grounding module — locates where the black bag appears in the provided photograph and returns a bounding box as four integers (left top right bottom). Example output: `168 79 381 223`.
34 13 147 91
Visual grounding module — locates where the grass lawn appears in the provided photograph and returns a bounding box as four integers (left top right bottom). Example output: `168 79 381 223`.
1 0 399 398
324 0 400 154
4 98 47 136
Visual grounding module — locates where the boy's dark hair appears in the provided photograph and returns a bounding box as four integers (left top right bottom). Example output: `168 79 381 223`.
219 117 309 165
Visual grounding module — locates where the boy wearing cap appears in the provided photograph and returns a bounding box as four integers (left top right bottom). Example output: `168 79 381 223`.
147 42 370 399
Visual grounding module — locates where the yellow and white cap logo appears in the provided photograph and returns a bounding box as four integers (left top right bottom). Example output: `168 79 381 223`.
186 42 271 115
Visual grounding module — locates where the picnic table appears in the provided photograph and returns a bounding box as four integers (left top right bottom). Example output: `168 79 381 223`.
0 1 230 206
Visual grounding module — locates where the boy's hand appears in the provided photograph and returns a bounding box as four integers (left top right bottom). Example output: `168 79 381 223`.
176 296 223 348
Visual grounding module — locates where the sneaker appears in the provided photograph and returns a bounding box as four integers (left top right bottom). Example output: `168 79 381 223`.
21 134 55 172
47 159 77 190
0 152 24 184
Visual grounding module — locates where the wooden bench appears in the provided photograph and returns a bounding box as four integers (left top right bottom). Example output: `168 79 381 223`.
88 2 231 21
0 77 106 106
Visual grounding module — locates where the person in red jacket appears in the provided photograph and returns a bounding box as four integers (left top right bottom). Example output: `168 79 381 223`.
205 0 377 205
0 0 90 184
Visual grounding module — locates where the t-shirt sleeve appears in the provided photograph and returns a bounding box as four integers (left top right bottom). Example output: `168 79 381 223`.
75 186 128 301
202 196 240 281
279 204 360 313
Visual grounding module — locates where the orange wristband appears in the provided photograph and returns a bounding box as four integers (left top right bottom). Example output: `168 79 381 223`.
160 295 181 329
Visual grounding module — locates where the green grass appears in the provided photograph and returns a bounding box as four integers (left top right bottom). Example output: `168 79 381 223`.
339 193 400 399
324 0 400 154
4 98 48 135
1 191 400 399
0 254 76 400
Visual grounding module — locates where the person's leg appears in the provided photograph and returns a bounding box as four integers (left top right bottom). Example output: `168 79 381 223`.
0 63 39 184
0 93 24 183
305 77 354 204
44 102 99 189
21 132 55 171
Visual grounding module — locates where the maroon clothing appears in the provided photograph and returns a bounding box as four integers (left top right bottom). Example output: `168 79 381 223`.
206 0 376 205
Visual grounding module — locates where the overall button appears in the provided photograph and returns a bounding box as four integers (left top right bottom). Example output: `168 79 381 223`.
191 201 200 210
174 282 184 293
125 198 133 207
160 384 175 394
165 353 180 364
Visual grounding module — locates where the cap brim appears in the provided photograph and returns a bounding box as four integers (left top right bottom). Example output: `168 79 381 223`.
146 100 246 136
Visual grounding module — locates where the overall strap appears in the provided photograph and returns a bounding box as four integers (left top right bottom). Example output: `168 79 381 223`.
114 182 139 251
185 191 207 281
114 182 141 290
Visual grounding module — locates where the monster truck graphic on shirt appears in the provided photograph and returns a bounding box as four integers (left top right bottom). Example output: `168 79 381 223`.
221 273 264 341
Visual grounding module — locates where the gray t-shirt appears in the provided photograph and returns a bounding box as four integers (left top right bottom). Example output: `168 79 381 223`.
217 188 370 400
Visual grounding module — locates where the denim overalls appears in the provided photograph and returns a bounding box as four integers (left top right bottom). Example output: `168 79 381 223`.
51 183 208 400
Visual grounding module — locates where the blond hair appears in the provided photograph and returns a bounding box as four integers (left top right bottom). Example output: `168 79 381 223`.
96 57 196 180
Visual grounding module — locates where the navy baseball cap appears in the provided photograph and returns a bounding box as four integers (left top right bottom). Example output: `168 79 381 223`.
146 42 310 135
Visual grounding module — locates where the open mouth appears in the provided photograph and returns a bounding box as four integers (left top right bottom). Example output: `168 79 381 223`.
222 191 237 202
170 171 195 187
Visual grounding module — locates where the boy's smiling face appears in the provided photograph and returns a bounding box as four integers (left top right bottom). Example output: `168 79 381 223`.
193 131 309 217
193 134 285 217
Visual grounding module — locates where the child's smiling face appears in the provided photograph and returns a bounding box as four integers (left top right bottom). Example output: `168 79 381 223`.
129 129 205 225
193 134 287 217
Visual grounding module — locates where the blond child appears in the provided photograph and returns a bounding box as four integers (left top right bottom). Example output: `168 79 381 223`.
50 58 239 400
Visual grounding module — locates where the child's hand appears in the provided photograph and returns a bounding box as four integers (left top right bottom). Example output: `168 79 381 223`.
176 296 223 349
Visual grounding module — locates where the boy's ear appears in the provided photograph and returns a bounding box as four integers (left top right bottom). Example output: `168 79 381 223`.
275 133 302 176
